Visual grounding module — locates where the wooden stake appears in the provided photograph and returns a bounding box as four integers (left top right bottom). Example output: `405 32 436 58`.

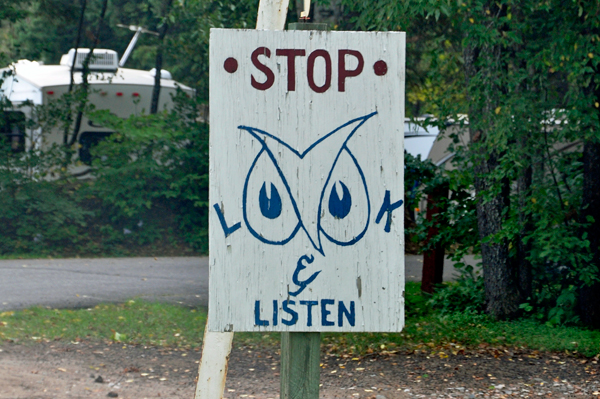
194 322 233 399
280 332 321 399
278 19 327 399
256 0 290 30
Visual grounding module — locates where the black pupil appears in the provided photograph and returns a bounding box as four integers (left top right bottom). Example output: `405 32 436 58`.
328 181 352 219
259 182 282 219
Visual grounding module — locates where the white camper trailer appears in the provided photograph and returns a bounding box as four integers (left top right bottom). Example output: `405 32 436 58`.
404 117 440 161
0 48 194 165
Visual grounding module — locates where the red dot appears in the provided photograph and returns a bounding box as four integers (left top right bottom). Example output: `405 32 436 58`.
224 57 238 73
116 92 123 97
374 60 388 76
47 91 54 95
132 92 140 97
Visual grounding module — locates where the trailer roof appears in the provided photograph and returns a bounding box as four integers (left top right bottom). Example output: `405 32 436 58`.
9 61 193 92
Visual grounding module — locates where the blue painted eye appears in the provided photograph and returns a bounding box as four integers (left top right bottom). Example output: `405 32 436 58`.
259 182 282 219
328 181 351 219
243 147 300 246
318 147 370 247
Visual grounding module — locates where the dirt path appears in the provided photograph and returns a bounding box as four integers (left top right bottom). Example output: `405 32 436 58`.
1 341 598 398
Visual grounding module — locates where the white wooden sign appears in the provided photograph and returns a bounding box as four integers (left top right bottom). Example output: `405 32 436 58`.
209 29 405 332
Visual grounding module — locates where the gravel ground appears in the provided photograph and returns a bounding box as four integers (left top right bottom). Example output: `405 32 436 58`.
1 341 598 398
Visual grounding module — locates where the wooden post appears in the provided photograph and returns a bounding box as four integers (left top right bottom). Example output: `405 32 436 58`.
421 184 449 293
257 0 290 30
280 332 321 399
278 18 327 399
194 323 234 399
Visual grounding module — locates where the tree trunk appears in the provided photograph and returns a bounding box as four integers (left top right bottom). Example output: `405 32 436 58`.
68 0 108 148
576 48 600 328
515 134 533 300
578 140 600 329
473 151 521 318
463 40 522 319
64 0 87 146
150 0 173 115
150 50 164 115
512 20 533 301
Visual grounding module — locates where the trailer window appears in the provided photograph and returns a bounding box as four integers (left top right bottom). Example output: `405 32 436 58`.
0 111 26 153
79 131 112 165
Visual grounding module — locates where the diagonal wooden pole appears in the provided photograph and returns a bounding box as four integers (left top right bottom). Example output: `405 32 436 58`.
195 321 233 399
257 0 290 30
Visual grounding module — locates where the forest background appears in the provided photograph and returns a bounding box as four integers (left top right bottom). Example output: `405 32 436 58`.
1 0 599 331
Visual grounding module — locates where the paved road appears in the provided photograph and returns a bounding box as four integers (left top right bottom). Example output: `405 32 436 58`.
0 255 477 311
0 257 208 312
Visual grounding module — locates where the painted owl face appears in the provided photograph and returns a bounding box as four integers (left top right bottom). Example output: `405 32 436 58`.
240 112 376 256
212 111 403 298
209 29 406 333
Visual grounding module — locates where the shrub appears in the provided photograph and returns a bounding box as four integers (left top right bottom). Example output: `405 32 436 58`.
86 91 209 252
0 142 93 254
0 91 208 256
428 274 486 315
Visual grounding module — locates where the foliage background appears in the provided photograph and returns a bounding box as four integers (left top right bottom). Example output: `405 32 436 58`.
1 0 600 329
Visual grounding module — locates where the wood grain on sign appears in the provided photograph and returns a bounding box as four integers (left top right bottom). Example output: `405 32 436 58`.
209 29 405 333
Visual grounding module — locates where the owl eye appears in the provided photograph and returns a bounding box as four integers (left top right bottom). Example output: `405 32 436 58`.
318 147 370 246
328 181 351 219
243 147 301 245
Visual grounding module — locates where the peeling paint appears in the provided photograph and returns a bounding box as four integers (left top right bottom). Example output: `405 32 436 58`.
209 29 405 333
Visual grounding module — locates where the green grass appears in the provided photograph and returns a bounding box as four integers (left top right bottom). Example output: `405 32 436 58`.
0 300 206 348
0 254 51 260
321 283 600 358
1 283 599 357
321 314 600 358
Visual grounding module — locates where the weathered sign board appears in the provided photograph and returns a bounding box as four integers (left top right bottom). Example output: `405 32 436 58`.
209 29 405 332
